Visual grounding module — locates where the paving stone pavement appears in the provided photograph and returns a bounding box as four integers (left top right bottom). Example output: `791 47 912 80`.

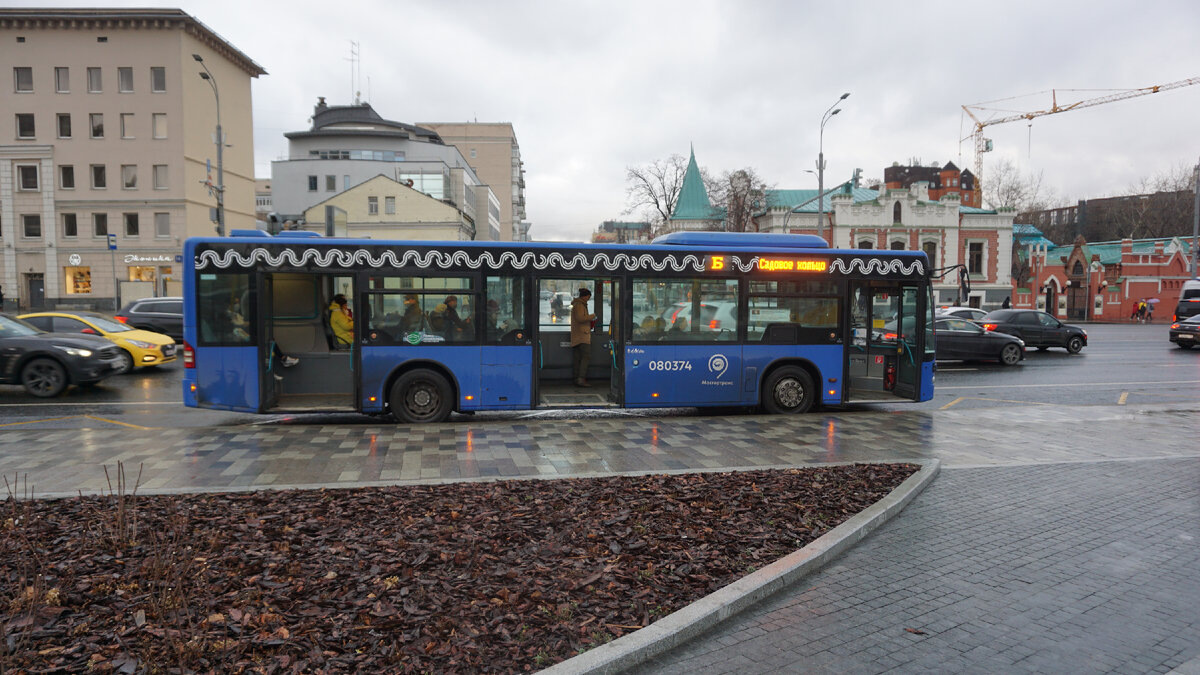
0 404 1197 496
632 458 1200 675
1 403 1197 673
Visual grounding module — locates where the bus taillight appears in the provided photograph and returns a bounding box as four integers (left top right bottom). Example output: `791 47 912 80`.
183 341 195 368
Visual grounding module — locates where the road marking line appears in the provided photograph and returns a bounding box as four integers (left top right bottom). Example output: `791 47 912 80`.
1118 392 1129 405
936 379 1200 390
940 397 965 409
0 415 82 427
82 415 157 430
941 397 1058 407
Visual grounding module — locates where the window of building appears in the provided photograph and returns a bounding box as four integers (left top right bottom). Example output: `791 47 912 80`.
87 67 101 93
57 113 71 138
62 213 78 238
124 212 139 236
17 165 39 191
153 164 167 189
89 113 103 138
55 67 69 93
16 113 35 138
93 212 108 236
121 164 137 189
385 196 396 214
128 266 156 282
14 67 33 92
60 165 75 189
470 149 477 159
64 267 91 295
152 113 166 139
307 175 318 191
967 241 985 275
150 66 166 92
344 175 350 190
890 240 906 250
630 278 739 342
922 241 938 267
858 240 874 249
117 67 133 93
325 175 336 191
893 201 902 223
367 196 379 215
22 214 41 238
91 164 106 189
120 113 133 138
154 212 170 237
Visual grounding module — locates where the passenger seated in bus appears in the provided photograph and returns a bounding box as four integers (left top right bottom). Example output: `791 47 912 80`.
399 294 424 332
442 295 471 341
329 294 354 346
669 316 689 333
635 315 657 339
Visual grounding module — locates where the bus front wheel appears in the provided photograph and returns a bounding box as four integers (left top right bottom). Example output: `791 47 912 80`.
391 369 453 424
762 366 816 415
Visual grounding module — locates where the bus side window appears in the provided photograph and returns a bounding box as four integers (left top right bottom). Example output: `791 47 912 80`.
485 276 526 344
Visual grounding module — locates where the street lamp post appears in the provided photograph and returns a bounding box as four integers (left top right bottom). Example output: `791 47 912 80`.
816 92 850 242
193 54 224 236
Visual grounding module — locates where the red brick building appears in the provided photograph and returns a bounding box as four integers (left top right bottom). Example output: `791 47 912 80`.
1015 230 1195 321
884 162 982 208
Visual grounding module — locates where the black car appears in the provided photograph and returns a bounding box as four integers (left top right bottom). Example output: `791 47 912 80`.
115 296 183 341
0 313 124 397
935 317 1025 366
1169 314 1200 349
979 309 1088 354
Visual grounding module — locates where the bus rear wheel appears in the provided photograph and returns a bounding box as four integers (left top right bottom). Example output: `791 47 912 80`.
762 366 816 415
391 369 453 424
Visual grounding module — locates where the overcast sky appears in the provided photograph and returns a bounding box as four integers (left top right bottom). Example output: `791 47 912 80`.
22 0 1200 241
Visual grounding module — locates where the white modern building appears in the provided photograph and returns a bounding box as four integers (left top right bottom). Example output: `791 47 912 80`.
270 99 499 240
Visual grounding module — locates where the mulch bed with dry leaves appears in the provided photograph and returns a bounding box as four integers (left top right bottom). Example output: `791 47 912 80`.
2 463 917 674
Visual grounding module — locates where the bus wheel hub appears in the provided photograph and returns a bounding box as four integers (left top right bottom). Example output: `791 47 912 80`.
776 380 802 407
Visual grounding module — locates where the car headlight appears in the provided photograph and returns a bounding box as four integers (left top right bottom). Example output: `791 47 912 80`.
1016 339 1025 346
127 340 156 349
54 345 93 358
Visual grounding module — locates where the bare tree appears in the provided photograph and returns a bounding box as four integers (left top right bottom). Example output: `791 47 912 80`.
983 157 1057 212
706 167 771 232
623 154 689 233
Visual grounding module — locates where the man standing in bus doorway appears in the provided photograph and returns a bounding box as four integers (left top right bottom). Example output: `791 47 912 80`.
570 287 596 387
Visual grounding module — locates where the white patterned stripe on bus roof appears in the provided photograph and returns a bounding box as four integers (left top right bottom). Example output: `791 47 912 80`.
194 248 923 277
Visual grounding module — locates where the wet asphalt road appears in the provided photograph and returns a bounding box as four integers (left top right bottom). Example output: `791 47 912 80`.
0 322 1194 430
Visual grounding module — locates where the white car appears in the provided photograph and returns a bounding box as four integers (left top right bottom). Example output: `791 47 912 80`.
936 306 988 322
653 301 737 333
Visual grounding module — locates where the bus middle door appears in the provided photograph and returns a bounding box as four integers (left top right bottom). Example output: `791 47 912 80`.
257 274 279 412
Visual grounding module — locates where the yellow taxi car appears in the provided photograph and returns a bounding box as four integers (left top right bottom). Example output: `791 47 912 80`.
18 310 177 374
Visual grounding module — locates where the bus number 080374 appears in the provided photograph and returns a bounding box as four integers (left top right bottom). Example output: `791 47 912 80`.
647 360 692 371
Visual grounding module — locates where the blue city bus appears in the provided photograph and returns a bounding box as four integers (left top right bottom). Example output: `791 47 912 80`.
182 231 935 422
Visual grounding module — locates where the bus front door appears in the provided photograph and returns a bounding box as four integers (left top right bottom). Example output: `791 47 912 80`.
847 283 922 400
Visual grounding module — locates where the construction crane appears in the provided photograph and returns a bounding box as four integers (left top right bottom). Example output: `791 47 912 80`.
962 76 1200 191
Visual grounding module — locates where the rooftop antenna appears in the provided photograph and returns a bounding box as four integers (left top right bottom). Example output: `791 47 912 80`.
348 41 360 104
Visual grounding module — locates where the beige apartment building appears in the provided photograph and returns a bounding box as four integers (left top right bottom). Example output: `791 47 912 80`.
417 122 528 241
0 8 264 311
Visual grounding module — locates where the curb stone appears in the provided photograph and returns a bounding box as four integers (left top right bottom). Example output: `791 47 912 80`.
538 459 941 675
